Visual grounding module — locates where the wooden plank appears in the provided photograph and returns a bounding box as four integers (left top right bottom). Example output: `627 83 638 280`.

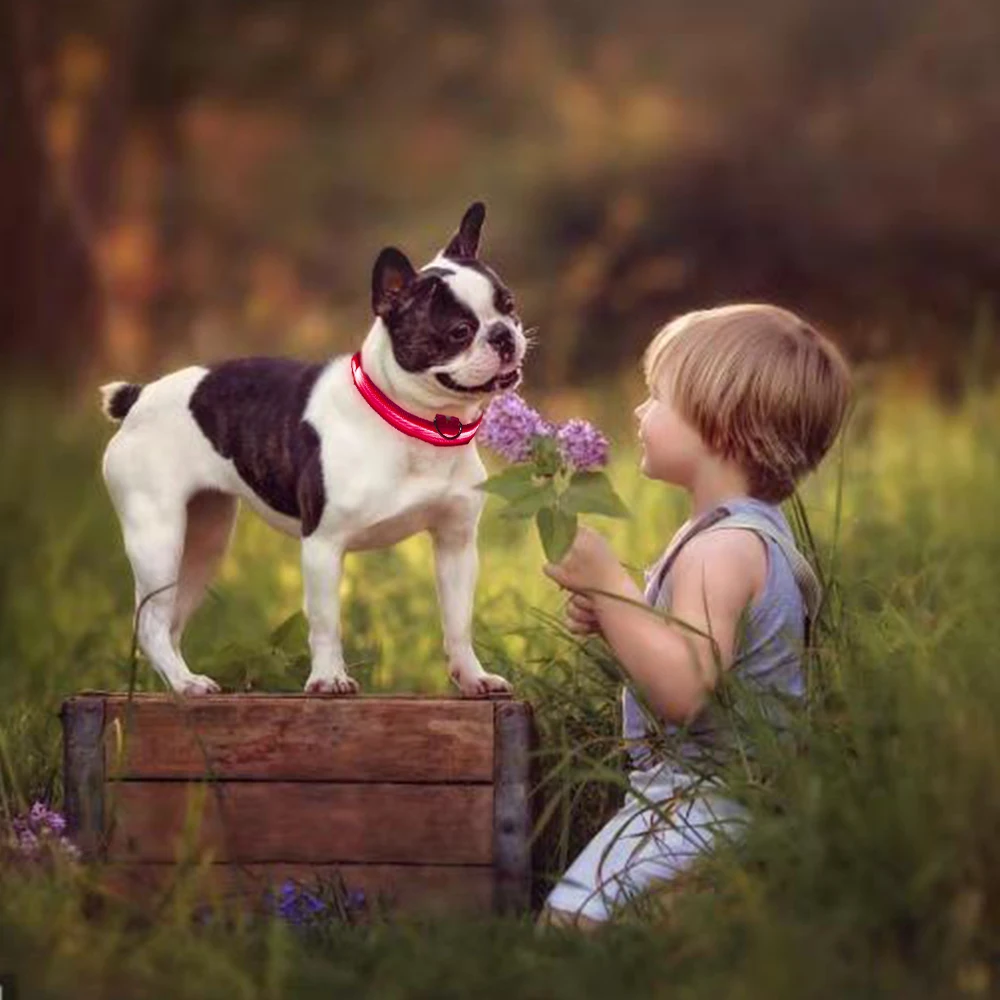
492 701 535 914
105 781 494 864
101 695 495 782
60 695 106 860
102 862 495 916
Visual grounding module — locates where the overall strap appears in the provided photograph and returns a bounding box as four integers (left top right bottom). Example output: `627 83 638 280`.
648 505 732 603
700 512 823 646
649 506 824 646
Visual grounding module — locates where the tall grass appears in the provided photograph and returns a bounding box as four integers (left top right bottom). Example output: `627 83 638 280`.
0 365 998 998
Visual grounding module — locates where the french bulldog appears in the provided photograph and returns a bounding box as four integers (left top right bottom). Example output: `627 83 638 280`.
99 202 529 697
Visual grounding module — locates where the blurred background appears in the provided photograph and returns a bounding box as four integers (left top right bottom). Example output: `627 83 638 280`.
3 0 999 401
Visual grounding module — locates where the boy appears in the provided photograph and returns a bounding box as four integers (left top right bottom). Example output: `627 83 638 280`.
538 303 852 929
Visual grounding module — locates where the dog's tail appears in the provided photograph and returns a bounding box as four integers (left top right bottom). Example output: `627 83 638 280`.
99 381 144 423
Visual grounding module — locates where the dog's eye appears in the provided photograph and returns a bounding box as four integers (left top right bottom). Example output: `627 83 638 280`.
496 291 515 314
449 323 474 342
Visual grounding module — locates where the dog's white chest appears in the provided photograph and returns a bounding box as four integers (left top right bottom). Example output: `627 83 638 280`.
344 500 438 551
343 466 461 551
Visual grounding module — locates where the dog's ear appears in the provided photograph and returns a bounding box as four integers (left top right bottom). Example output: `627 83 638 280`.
444 202 486 260
372 247 417 317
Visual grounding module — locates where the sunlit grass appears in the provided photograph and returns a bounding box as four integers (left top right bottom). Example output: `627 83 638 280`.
1 364 998 998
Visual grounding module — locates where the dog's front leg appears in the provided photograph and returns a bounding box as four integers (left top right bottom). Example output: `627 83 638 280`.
301 533 359 695
430 498 512 697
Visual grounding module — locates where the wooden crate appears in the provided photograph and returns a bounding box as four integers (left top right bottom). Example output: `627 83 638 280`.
60 691 536 918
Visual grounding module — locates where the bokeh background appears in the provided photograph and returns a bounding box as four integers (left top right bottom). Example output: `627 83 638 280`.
3 0 999 398
2 3 1000 996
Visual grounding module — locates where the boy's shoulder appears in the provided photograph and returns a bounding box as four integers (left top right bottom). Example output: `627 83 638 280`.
670 526 768 608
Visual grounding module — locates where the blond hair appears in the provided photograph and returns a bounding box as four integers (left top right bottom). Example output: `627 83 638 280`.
643 303 852 503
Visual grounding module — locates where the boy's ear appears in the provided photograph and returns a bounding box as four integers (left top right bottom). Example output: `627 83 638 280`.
372 247 417 317
444 202 486 260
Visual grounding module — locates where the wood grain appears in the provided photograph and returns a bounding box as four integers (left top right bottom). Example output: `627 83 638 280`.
493 701 534 913
105 781 494 864
60 696 106 859
101 861 495 916
100 695 495 782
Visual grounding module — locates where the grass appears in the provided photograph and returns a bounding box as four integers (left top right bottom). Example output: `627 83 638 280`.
0 362 998 998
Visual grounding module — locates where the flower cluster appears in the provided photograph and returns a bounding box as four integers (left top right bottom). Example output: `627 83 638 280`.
480 392 555 463
555 418 610 471
477 391 628 563
4 800 81 864
481 392 609 471
264 877 367 928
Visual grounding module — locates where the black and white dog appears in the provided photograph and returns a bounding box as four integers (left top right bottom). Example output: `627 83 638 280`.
99 203 528 697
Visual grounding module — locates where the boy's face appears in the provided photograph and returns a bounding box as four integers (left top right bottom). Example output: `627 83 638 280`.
633 372 708 488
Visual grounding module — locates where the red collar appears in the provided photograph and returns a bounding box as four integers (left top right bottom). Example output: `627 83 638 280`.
350 351 483 446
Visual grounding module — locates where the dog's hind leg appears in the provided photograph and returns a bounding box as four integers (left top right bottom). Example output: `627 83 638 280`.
171 490 239 653
117 493 224 695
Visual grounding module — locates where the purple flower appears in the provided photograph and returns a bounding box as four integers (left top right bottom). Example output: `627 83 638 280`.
555 419 610 471
17 829 40 856
268 879 333 927
264 876 369 929
5 800 79 864
303 891 326 914
480 392 554 463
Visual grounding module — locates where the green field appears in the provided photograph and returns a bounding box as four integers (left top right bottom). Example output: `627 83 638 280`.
0 366 998 999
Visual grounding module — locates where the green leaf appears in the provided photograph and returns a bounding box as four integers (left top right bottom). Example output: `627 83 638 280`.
473 464 538 500
530 435 564 477
559 470 631 518
500 482 557 520
537 506 578 562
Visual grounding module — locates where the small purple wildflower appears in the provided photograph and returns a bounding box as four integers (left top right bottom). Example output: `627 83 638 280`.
266 876 367 929
6 800 80 863
555 419 610 471
273 879 326 926
17 829 40 854
480 392 554 463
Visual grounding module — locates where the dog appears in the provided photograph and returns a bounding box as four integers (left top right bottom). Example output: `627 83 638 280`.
99 202 529 697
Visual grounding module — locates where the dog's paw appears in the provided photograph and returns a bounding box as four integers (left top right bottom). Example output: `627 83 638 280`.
304 674 360 696
178 674 221 695
453 670 513 698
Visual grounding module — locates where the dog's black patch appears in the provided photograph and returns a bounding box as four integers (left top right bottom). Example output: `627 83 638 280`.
189 358 327 535
107 383 143 420
297 424 326 535
380 271 481 374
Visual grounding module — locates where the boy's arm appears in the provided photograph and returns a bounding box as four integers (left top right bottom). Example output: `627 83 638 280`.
591 530 765 725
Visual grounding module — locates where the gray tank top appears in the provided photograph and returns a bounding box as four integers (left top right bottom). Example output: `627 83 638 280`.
621 496 820 771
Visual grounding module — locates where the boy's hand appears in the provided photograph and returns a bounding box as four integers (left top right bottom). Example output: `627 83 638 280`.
543 525 624 594
565 592 601 636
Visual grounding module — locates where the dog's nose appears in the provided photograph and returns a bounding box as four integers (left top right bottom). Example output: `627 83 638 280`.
486 323 516 365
